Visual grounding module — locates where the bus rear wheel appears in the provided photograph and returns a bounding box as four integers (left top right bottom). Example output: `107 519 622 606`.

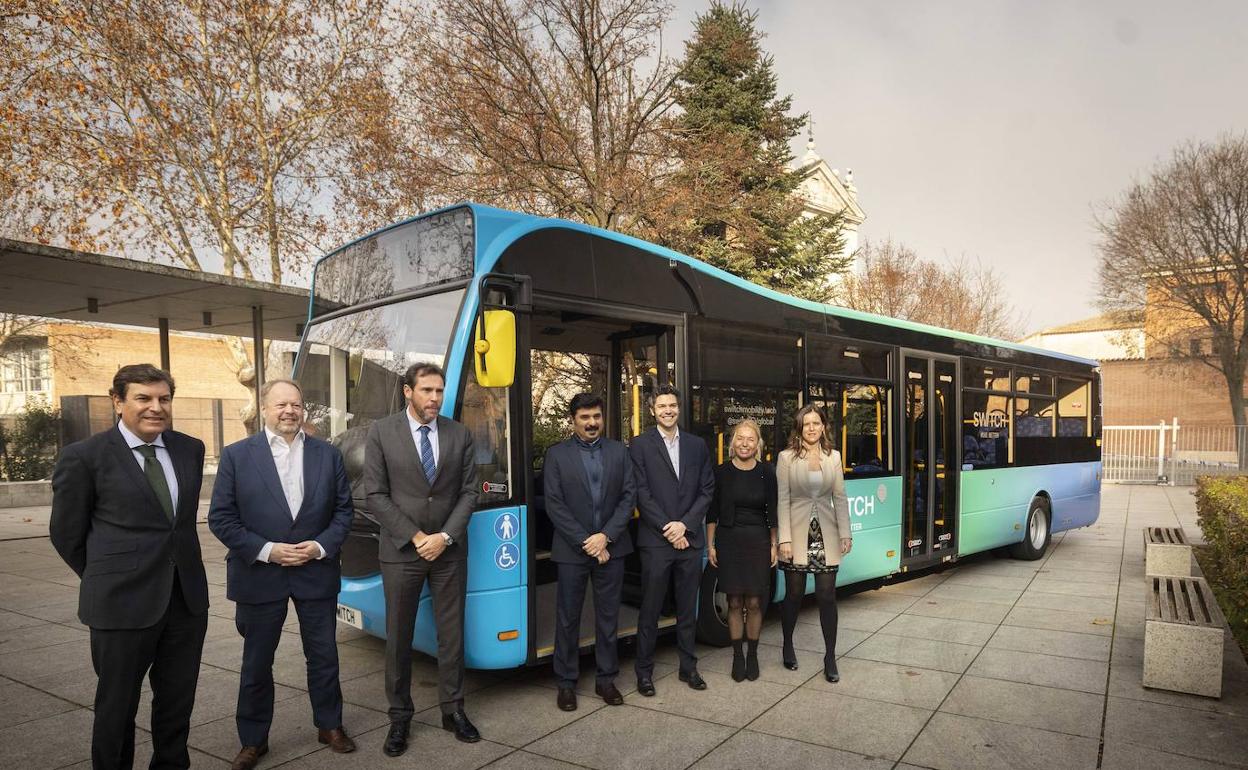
1010 498 1051 561
696 565 731 647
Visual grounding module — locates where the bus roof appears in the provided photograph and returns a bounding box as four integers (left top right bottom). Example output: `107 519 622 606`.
314 202 1099 369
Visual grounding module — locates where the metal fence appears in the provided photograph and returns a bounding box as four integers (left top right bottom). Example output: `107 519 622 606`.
1103 421 1248 485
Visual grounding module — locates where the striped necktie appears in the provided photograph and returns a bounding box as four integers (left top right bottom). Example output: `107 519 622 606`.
418 425 437 483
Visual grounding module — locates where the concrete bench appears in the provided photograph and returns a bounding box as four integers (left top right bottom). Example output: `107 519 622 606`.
1144 526 1191 576
1144 575 1226 698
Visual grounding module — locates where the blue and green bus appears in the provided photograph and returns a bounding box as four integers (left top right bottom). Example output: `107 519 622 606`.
292 203 1102 669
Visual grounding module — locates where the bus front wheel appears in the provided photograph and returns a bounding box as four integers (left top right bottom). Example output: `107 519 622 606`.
1010 498 1051 561
696 565 731 647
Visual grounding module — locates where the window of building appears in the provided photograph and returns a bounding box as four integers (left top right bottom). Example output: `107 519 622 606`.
0 339 50 394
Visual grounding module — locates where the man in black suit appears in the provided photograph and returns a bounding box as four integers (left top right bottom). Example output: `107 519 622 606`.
208 379 356 769
364 362 480 756
629 385 715 695
542 393 635 711
50 364 209 770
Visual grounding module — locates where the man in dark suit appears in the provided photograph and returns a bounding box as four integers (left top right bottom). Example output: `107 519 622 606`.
629 385 715 695
542 393 635 711
50 364 209 770
208 379 356 769
364 362 480 756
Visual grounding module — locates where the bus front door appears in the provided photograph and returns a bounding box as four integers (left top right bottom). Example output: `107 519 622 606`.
901 354 959 571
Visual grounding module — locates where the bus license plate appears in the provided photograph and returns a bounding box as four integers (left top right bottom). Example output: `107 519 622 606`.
336 604 363 629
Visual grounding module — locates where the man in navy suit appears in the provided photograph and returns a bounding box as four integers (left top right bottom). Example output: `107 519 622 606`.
542 393 636 711
629 385 715 695
209 379 355 770
50 364 209 770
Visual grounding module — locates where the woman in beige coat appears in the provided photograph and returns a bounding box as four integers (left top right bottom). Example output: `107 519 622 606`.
777 404 852 682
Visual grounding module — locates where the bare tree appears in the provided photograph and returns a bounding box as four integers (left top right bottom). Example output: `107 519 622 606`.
399 0 682 231
2 0 413 426
1099 134 1248 441
839 239 1024 339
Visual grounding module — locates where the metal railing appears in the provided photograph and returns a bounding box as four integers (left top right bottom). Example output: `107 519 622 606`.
1103 420 1248 485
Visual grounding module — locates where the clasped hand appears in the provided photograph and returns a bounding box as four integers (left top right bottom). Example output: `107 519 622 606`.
269 541 320 566
411 531 448 561
662 520 688 549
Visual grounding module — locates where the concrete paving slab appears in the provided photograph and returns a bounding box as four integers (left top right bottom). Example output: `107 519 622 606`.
987 624 1112 662
923 583 1023 606
748 688 930 760
939 675 1104 738
0 675 81 727
901 597 1011 624
688 729 894 769
483 750 590 769
629 668 793 728
878 613 999 646
1104 695 1248 767
1026 578 1119 599
139 664 303 729
877 572 948 596
802 656 960 710
967 648 1107 694
0 706 97 769
835 605 901 633
1099 741 1233 770
61 742 226 769
415 682 605 748
902 712 1100 770
0 609 48 632
524 704 733 770
1013 590 1117 615
0 637 92 681
1001 605 1115 637
0 619 88 653
940 571 1033 591
845 633 981 674
835 590 922 614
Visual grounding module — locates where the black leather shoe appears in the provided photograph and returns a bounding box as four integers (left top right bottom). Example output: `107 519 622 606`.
782 642 799 671
441 710 481 743
636 677 656 697
595 682 624 705
382 721 409 758
557 687 578 711
678 670 708 690
825 659 840 683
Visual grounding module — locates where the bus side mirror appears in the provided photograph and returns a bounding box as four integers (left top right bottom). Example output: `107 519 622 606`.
474 309 516 388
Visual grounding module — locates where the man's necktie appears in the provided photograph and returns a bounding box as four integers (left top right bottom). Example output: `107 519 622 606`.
418 425 437 484
136 444 174 521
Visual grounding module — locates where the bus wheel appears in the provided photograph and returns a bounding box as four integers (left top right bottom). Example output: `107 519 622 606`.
1010 498 1051 561
696 565 731 647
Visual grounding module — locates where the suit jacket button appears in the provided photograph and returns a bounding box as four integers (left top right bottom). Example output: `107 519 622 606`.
428 497 433 503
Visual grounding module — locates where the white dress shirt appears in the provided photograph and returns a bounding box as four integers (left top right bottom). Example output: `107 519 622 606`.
406 409 440 467
660 426 681 480
257 428 325 563
117 422 180 515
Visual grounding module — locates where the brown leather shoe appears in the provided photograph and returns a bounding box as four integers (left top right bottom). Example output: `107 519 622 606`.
318 727 357 753
230 744 268 770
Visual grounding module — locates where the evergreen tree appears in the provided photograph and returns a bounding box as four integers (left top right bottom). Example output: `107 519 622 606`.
655 1 848 301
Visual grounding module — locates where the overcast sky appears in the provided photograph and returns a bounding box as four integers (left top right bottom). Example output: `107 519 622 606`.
667 0 1248 335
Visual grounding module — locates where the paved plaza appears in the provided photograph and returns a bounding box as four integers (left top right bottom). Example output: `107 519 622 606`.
1 485 1246 769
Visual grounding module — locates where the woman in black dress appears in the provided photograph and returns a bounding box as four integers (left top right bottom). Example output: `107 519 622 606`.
707 419 778 682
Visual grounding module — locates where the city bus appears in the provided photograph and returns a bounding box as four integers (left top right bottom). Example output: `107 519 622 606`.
292 203 1102 669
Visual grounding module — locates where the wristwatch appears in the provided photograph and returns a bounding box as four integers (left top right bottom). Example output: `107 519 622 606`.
442 532 454 545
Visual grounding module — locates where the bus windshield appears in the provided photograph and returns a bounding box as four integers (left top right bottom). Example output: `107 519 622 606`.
297 289 465 443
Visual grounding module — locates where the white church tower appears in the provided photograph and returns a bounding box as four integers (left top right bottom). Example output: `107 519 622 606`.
795 136 866 268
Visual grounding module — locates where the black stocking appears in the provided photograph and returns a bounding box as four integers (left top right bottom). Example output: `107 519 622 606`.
744 595 764 640
727 594 745 641
813 571 839 664
781 570 806 649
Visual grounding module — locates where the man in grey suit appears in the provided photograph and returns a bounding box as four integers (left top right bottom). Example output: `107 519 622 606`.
364 362 480 757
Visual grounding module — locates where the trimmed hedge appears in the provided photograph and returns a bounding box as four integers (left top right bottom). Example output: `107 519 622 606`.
1194 476 1248 653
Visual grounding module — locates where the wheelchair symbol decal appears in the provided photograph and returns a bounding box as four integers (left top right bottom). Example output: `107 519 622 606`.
494 512 518 542
494 542 519 571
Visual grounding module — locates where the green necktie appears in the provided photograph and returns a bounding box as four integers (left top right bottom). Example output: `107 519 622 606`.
136 444 175 521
